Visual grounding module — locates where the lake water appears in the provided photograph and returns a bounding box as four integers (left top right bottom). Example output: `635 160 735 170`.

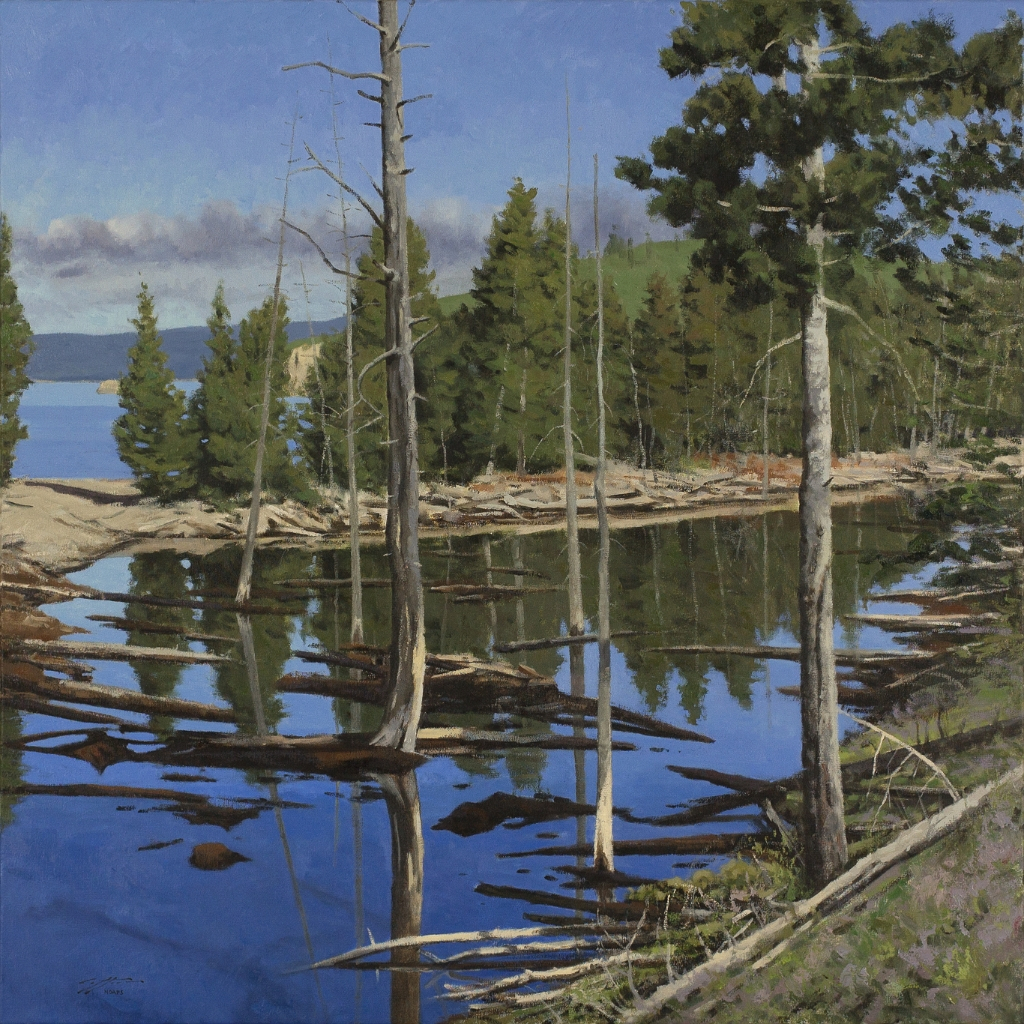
0 501 938 1023
13 383 305 480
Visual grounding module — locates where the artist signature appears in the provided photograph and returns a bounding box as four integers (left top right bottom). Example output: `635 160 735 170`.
77 977 144 996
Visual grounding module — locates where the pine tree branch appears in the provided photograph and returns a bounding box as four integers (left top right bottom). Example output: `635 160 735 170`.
739 333 801 407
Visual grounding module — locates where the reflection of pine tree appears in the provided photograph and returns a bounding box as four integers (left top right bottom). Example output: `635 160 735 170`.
186 547 308 732
0 706 25 830
125 552 195 734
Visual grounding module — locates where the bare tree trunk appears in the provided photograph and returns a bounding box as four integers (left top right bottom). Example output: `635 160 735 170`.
377 770 424 1024
517 363 527 476
849 335 860 464
236 119 296 605
762 298 774 499
562 85 584 637
799 224 848 888
592 155 614 874
372 0 425 750
797 36 846 889
344 203 363 645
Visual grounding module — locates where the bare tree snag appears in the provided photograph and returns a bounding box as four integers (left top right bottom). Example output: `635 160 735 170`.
797 35 847 889
236 116 297 605
372 0 426 750
562 83 584 637
592 154 613 875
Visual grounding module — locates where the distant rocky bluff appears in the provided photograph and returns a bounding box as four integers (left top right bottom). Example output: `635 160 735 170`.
28 317 347 382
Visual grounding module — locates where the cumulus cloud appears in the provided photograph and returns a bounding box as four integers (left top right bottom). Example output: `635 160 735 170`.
11 188 676 333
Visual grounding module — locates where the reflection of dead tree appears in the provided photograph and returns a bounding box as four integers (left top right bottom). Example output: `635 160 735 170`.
375 770 424 1024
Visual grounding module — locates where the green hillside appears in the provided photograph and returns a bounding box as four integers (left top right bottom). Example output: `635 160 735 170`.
435 238 702 320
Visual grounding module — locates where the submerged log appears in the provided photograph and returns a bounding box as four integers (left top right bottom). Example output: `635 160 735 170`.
279 577 392 589
6 782 210 803
9 675 236 722
499 833 752 859
667 766 780 794
433 792 596 837
870 585 1010 603
416 728 635 753
429 583 561 601
11 638 232 665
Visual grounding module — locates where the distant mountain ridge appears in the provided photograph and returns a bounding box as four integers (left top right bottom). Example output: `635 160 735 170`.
27 317 348 382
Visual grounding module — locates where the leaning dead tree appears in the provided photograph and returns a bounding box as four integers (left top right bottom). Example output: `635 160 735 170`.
286 0 427 751
236 116 297 605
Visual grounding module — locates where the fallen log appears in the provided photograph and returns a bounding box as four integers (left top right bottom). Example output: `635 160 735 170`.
433 792 596 837
85 615 237 644
621 765 1024 1023
10 676 236 722
309 924 614 970
11 638 232 665
869 585 1010 603
473 883 650 920
278 577 392 589
777 681 893 708
416 728 635 753
6 782 210 804
498 833 752 859
843 612 1001 630
493 631 644 653
666 766 779 794
622 789 771 829
651 643 939 667
0 691 147 728
92 589 295 615
276 672 383 703
557 695 714 744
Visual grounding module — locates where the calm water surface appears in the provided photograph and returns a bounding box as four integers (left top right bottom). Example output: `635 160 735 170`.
0 502 940 1023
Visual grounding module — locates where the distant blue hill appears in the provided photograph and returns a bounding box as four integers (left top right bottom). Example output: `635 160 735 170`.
27 317 348 382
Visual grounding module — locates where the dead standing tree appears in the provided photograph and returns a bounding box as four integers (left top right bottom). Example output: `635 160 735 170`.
235 116 298 605
286 0 428 751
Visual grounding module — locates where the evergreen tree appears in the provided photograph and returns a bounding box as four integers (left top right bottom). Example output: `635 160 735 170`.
190 288 301 500
617 0 1021 887
0 214 33 484
113 283 194 499
303 218 443 489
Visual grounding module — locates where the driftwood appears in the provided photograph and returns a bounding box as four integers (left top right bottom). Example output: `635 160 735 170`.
11 638 231 665
0 691 146 728
667 766 779 794
474 883 650 920
309 924 615 970
842 612 1001 630
8 676 236 722
651 643 939 667
493 631 643 653
499 833 752 859
279 577 392 589
85 615 237 644
621 765 1024 1023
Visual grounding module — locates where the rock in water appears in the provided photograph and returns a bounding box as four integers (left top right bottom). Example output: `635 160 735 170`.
188 842 250 871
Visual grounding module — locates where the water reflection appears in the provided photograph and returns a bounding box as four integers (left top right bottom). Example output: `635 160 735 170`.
2 498 934 1023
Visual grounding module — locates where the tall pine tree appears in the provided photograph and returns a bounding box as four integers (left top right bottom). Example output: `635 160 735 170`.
0 214 33 484
113 283 194 500
189 288 302 500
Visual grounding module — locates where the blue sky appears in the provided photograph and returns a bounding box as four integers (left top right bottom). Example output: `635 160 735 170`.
1 0 1019 333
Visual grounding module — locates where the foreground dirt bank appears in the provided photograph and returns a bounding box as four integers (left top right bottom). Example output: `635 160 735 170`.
0 447 1017 572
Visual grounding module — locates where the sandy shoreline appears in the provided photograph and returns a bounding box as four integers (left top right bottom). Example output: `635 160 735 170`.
0 447 1016 573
